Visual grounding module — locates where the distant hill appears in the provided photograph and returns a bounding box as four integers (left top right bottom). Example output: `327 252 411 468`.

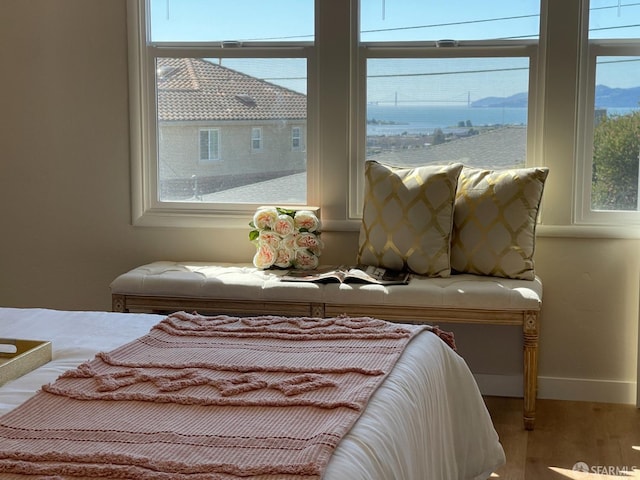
472 85 640 108
471 92 528 108
594 85 640 108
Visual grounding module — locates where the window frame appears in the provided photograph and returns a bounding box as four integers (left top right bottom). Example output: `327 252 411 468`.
127 0 317 227
574 1 640 225
349 41 543 219
199 128 220 161
251 127 263 152
291 126 302 151
128 0 544 230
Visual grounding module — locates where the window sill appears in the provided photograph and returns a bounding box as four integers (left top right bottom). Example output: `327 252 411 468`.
132 209 640 240
536 224 640 240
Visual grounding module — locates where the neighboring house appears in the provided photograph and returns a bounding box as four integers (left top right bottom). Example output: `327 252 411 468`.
156 58 307 199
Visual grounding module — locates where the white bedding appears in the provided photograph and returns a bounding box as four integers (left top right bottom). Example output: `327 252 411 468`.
0 307 504 480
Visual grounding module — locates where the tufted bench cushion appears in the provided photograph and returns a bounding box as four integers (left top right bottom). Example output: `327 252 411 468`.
110 260 542 429
110 261 541 311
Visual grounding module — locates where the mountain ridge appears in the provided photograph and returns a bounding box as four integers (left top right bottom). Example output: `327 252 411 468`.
472 85 640 108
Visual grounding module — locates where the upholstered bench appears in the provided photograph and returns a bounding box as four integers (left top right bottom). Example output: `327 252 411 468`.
110 260 543 429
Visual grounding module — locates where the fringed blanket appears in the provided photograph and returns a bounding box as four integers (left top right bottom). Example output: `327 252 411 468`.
0 312 443 479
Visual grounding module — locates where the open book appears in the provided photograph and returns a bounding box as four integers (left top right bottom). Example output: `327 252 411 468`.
281 265 411 285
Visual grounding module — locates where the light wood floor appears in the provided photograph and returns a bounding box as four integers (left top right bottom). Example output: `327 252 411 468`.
484 396 640 480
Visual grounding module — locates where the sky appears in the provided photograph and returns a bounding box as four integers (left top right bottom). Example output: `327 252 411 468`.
149 0 541 43
148 0 640 103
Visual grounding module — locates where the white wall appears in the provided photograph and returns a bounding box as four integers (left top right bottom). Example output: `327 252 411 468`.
0 0 637 404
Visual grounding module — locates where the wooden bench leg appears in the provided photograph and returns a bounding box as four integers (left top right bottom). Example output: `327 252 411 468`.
311 303 325 318
112 294 128 313
523 311 539 430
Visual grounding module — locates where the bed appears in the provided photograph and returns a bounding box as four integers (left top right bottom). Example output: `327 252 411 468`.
0 307 505 479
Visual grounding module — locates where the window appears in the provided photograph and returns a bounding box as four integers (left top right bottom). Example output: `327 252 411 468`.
128 0 313 225
292 127 302 150
351 0 541 216
199 129 219 161
251 127 262 152
129 0 541 227
576 1 640 224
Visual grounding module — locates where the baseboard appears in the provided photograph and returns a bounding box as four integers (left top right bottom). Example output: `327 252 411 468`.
474 373 638 405
538 376 637 404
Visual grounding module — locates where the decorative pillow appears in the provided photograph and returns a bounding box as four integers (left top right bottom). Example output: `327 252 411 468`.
451 166 549 280
357 161 463 277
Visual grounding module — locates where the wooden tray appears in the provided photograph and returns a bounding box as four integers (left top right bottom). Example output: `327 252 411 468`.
0 339 52 386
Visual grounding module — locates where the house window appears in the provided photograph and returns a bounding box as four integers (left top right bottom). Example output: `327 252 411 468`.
199 129 220 161
351 0 541 216
292 127 302 150
251 127 262 151
575 1 640 224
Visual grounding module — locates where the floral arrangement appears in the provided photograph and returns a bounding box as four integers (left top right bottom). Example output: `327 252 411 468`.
249 207 322 270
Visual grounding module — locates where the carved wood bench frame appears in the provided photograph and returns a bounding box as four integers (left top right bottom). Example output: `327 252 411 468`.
112 292 539 430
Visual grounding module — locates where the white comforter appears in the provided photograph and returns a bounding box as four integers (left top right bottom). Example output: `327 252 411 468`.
0 307 504 479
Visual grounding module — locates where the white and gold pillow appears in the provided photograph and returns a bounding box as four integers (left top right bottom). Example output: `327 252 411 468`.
357 161 463 277
451 166 549 280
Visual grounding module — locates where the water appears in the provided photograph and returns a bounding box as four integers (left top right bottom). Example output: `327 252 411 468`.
366 104 639 136
367 105 528 136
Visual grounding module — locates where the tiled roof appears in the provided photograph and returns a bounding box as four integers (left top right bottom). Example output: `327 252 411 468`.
157 58 306 122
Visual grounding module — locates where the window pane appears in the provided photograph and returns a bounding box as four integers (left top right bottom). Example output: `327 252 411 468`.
590 56 640 211
360 0 540 42
366 57 529 169
251 127 262 151
156 58 307 203
292 127 302 150
149 0 314 43
589 1 640 39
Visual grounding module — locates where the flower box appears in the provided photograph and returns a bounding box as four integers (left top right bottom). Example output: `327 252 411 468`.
250 206 323 270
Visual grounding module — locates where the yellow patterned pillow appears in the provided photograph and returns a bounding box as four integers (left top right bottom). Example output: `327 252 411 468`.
451 166 549 280
357 161 463 277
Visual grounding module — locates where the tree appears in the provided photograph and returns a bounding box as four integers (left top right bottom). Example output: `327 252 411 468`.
592 110 640 210
432 128 446 145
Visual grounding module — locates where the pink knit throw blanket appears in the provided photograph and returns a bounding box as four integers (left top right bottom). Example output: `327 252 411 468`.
0 312 434 479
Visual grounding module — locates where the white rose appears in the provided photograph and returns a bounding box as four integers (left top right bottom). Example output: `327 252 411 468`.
296 232 323 256
273 214 295 236
295 250 319 270
259 230 282 248
253 243 276 269
274 246 295 268
294 210 320 232
253 207 279 230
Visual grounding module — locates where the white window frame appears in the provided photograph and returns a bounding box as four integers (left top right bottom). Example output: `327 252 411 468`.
199 128 220 161
291 126 302 150
349 41 544 219
251 127 262 152
575 2 640 226
127 0 318 228
128 0 546 230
